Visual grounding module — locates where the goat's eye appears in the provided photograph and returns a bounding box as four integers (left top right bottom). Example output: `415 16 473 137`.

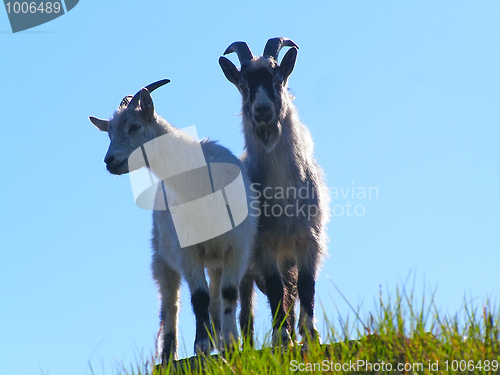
239 85 249 95
129 124 141 133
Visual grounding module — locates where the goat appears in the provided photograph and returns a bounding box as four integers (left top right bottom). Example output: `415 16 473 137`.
89 80 257 361
219 38 329 346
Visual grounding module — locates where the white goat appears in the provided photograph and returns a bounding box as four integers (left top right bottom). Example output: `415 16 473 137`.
89 80 257 361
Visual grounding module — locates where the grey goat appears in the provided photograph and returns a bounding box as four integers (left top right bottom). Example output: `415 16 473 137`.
89 80 257 361
219 38 329 346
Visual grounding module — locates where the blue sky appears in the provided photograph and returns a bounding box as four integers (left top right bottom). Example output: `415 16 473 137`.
1 1 499 374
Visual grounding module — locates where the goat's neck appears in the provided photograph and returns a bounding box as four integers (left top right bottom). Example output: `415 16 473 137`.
244 104 312 187
145 121 210 205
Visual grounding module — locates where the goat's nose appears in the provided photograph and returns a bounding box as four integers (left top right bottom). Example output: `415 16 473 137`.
255 104 270 114
254 105 272 121
104 154 114 165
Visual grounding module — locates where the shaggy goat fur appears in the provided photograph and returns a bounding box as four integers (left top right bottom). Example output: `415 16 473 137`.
219 38 329 346
89 81 257 361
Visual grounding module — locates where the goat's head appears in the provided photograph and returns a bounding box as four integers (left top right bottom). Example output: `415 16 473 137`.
219 37 298 153
89 79 170 175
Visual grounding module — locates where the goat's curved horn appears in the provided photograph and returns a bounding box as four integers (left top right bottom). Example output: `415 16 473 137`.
127 79 171 109
263 37 299 61
119 95 133 109
224 41 254 66
145 79 171 93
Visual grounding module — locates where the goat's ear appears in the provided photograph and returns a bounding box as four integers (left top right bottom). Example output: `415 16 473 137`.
140 88 155 122
89 116 109 132
219 56 240 87
280 47 297 81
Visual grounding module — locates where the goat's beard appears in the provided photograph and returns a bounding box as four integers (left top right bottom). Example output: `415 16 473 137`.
253 122 282 153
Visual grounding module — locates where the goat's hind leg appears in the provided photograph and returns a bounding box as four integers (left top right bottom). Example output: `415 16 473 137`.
239 270 255 347
279 257 298 342
265 265 292 346
181 249 213 355
152 254 181 363
208 267 222 346
257 248 291 346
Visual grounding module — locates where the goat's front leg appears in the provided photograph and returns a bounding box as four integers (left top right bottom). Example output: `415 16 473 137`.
152 254 181 363
219 255 246 352
296 239 320 343
181 251 213 355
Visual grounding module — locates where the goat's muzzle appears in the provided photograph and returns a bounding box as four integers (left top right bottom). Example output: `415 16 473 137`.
105 155 129 175
253 104 274 123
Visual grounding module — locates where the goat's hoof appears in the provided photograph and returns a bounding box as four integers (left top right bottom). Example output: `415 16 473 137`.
160 350 177 364
220 333 239 354
300 328 320 347
219 343 237 358
194 337 213 356
272 326 291 347
241 336 254 349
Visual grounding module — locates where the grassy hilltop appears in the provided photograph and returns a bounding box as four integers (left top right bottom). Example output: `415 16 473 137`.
115 285 499 375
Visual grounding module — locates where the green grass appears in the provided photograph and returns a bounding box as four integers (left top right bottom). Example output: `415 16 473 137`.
116 284 500 375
